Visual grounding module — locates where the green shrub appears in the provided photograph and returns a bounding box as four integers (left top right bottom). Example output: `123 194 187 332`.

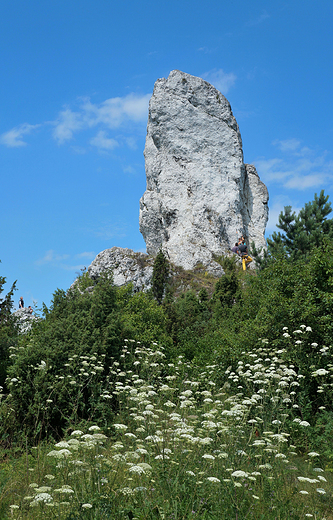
151 249 169 304
2 272 123 442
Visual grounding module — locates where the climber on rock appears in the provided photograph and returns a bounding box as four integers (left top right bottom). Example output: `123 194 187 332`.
231 242 240 254
238 239 252 270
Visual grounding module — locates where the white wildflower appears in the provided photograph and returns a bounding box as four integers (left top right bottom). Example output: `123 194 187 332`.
129 465 146 474
113 424 128 430
202 454 215 460
88 425 100 431
30 493 53 504
231 470 248 478
54 441 70 448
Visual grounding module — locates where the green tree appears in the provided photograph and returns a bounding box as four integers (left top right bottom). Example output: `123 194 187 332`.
212 255 242 309
267 190 333 261
152 249 170 304
3 271 123 441
0 264 17 386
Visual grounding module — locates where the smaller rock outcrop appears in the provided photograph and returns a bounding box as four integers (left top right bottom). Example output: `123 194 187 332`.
85 247 154 292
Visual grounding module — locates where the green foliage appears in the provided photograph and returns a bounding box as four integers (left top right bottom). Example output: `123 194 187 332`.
117 286 171 347
151 249 169 304
2 272 123 442
243 239 333 346
0 265 18 387
164 290 211 359
2 337 333 519
267 190 333 261
2 190 333 472
212 255 242 310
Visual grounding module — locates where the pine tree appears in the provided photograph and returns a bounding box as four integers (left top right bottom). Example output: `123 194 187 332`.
253 191 333 268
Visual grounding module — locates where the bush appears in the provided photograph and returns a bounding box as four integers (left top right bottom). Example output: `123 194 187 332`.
2 272 123 442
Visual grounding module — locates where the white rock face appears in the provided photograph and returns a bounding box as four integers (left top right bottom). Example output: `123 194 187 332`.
139 70 268 270
86 247 153 292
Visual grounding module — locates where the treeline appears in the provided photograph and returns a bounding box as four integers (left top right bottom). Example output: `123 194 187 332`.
1 191 333 450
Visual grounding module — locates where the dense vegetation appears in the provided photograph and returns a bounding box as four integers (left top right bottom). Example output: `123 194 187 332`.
1 191 333 519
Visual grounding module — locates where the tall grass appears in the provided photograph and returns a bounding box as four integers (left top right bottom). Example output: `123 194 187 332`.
2 329 333 519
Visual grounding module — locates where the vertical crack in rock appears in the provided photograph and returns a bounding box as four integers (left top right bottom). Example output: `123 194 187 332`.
139 70 269 271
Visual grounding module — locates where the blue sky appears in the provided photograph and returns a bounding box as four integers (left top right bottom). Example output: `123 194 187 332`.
1 0 333 310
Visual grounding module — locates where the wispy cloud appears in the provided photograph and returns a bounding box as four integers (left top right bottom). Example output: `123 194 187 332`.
126 137 138 150
123 165 136 174
35 250 70 266
52 93 151 145
0 123 40 147
246 10 270 27
90 131 119 151
89 221 127 240
1 92 151 150
202 68 236 94
197 46 216 54
35 249 94 271
76 251 96 259
71 145 87 154
272 138 301 153
255 139 333 191
52 108 84 144
61 264 86 271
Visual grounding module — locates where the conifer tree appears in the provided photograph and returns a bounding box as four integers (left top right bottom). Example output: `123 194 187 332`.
254 191 333 267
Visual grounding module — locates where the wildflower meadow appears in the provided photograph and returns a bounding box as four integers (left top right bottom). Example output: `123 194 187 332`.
2 328 333 519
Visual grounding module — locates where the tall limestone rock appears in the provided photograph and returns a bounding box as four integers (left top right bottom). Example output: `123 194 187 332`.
139 70 268 271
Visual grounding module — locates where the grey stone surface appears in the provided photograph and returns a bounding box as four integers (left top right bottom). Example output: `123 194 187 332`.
85 247 153 292
139 69 268 271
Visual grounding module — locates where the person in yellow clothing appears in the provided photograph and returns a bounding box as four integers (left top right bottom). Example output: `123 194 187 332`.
238 239 252 270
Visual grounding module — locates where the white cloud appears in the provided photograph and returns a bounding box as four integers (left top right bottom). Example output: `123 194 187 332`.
52 108 85 144
254 139 333 191
51 93 150 145
197 46 216 54
284 174 328 190
89 221 127 240
76 251 96 259
61 264 85 271
123 165 136 174
35 249 89 271
246 10 270 27
35 250 70 266
202 68 236 94
71 145 87 154
90 131 118 151
126 137 138 150
272 138 301 153
0 123 40 147
0 91 150 153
